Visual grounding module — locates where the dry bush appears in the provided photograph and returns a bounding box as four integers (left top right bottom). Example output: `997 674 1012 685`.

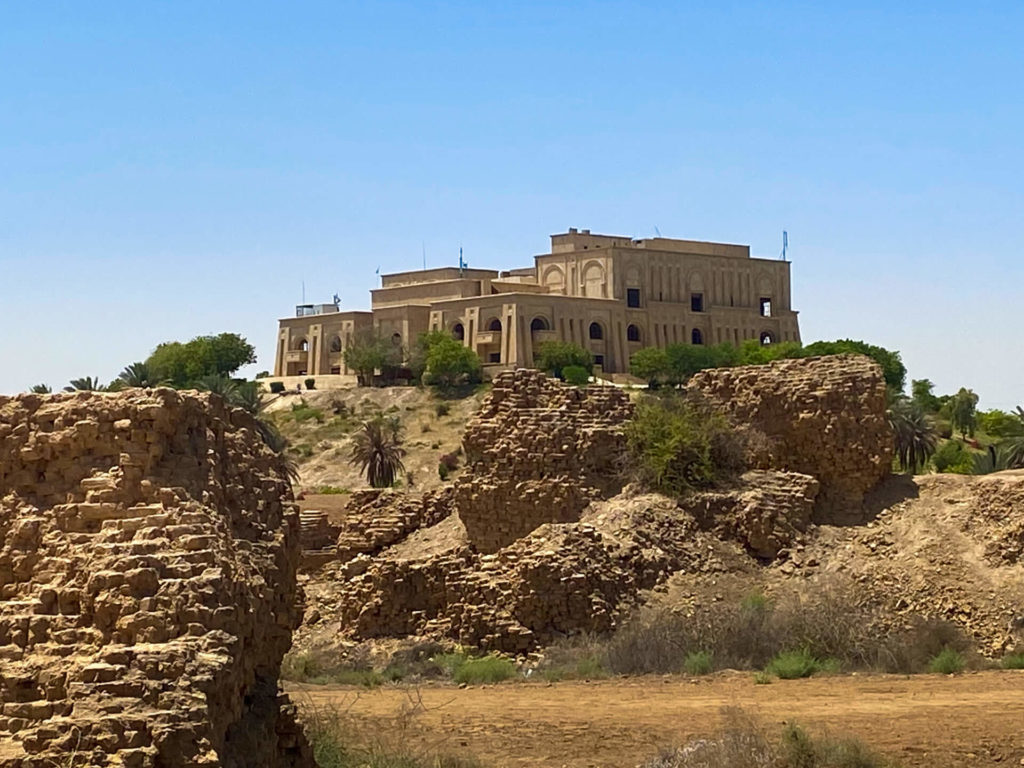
645 708 895 768
605 581 974 676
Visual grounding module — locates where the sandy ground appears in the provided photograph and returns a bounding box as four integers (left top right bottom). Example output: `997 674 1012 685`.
289 671 1024 768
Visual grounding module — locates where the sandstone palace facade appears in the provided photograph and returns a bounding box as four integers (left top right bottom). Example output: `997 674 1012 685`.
273 229 800 380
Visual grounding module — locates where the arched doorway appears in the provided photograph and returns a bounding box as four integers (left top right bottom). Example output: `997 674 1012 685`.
691 328 704 345
452 322 465 341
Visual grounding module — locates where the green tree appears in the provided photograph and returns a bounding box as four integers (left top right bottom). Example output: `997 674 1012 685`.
911 379 941 413
735 338 803 366
562 365 591 387
888 398 939 474
342 332 399 386
29 384 52 394
536 341 593 380
978 409 1024 438
64 376 106 392
146 333 255 387
117 361 160 388
421 332 482 390
949 387 979 439
801 339 907 392
630 347 670 387
349 415 406 488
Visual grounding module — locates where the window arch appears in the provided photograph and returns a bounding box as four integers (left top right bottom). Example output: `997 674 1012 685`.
760 331 775 345
627 324 642 342
452 322 465 341
329 335 342 353
530 316 550 332
691 328 704 345
589 322 604 340
487 317 502 332
295 338 309 352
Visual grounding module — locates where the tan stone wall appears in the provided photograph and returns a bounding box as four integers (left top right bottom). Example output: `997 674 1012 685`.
0 389 311 767
455 369 632 553
688 354 894 512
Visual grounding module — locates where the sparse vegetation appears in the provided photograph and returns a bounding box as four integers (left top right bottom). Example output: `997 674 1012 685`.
451 654 518 685
1000 653 1024 669
764 649 838 679
316 485 350 495
682 650 713 676
643 709 896 768
927 647 965 675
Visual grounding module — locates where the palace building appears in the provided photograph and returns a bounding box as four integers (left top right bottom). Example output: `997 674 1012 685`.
272 228 800 381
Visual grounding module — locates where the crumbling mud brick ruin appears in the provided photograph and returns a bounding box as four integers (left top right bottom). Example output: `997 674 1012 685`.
688 353 893 512
300 357 897 653
0 390 311 767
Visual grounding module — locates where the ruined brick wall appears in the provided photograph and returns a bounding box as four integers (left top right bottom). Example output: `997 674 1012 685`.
455 369 632 552
0 389 311 768
688 354 893 512
335 487 454 560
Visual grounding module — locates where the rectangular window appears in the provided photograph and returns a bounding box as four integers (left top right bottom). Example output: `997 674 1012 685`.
489 353 501 363
594 355 605 367
691 293 704 312
760 297 772 317
627 288 641 308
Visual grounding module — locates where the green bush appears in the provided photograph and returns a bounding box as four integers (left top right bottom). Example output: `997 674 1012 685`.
928 647 965 674
316 485 350 495
304 377 316 390
626 392 745 496
421 332 482 390
453 654 518 685
1000 653 1024 669
931 440 974 474
269 381 285 394
562 365 591 387
683 650 713 675
435 401 451 417
536 341 593 380
764 649 837 679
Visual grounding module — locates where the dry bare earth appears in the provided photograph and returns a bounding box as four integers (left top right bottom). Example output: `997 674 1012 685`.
290 671 1024 768
264 385 487 496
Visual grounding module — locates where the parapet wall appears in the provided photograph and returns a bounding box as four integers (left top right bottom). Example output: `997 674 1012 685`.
0 389 310 768
455 369 633 552
688 354 893 512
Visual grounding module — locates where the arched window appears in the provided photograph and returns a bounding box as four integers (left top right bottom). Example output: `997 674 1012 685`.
487 318 502 332
691 328 704 345
589 322 604 340
530 317 549 332
627 324 641 343
452 323 465 341
760 331 774 345
298 338 309 352
329 335 342 353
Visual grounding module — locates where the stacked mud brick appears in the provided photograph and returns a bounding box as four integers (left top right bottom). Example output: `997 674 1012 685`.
0 389 311 768
689 354 893 513
335 488 455 561
455 369 632 552
687 471 820 559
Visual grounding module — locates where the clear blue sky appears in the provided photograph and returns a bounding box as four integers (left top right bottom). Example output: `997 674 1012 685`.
2 2 1020 407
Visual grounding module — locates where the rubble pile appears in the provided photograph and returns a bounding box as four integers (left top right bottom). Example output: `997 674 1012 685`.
0 389 311 768
688 354 893 512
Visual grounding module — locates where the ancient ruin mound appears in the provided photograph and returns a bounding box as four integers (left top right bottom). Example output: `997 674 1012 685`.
689 354 893 512
0 390 310 767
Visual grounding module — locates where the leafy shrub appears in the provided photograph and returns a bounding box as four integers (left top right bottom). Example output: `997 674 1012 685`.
453 654 517 685
753 671 773 685
764 649 837 679
421 332 482 390
625 392 745 496
928 647 965 674
290 400 326 423
269 381 285 394
562 365 591 387
439 452 459 472
304 377 316 390
1000 653 1024 669
435 401 451 417
536 341 593 379
438 462 450 480
931 440 974 474
683 650 713 675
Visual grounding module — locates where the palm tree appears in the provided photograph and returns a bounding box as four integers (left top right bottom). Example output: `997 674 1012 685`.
1000 437 1024 470
888 398 939 474
349 415 406 488
118 361 159 388
64 376 106 392
195 373 240 399
29 384 51 394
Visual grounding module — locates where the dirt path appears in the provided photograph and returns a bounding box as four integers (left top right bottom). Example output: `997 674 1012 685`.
289 671 1024 768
